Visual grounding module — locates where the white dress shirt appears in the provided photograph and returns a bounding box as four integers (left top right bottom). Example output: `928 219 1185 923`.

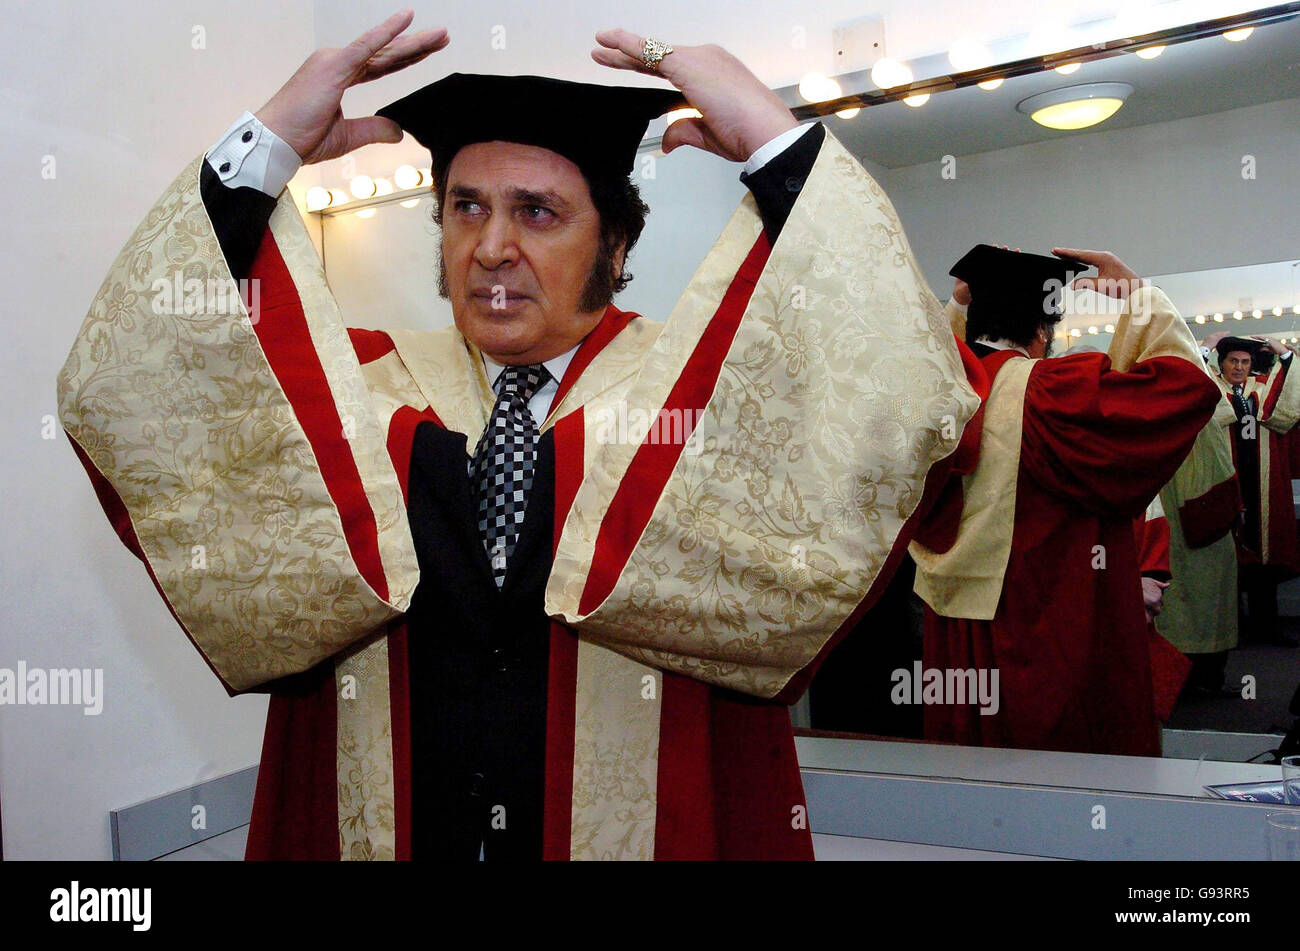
480 345 578 423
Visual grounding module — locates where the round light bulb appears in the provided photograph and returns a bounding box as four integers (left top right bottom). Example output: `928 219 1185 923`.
305 186 332 212
904 93 930 108
1070 328 1082 337
1253 309 1263 319
350 175 376 199
1213 313 1224 322
871 58 913 90
394 165 421 190
399 198 421 209
1223 27 1254 42
799 73 841 103
356 208 376 219
1233 310 1243 320
1055 62 1082 75
836 107 861 119
1273 306 1284 317
1136 45 1165 60
1087 325 1099 334
978 78 1004 91
373 177 393 197
1104 324 1115 333
1194 315 1206 324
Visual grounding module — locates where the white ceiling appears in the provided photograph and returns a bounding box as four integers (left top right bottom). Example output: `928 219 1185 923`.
825 13 1300 168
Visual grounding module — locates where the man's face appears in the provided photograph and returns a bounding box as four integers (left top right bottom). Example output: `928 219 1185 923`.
440 141 622 365
1222 350 1253 385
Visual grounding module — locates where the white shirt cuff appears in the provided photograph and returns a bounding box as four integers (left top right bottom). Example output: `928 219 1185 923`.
744 124 815 176
205 111 302 196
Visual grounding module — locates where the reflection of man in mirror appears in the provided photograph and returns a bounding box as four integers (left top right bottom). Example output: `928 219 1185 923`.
56 12 981 860
1200 332 1300 648
910 244 1221 755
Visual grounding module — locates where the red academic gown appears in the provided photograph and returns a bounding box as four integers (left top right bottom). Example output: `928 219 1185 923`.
919 347 1218 755
65 124 981 861
1133 509 1191 721
1228 360 1300 574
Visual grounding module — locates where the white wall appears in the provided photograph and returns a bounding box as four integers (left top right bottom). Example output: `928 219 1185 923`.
876 96 1300 297
0 0 315 861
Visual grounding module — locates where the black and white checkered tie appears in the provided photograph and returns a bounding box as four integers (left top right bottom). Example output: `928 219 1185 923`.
468 363 551 588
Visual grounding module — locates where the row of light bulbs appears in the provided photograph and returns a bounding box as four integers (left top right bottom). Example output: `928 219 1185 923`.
1192 306 1300 324
797 24 1255 112
1063 303 1300 338
304 165 434 213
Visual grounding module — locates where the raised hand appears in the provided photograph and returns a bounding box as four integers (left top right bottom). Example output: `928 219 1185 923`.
1252 335 1289 355
255 9 449 165
1053 247 1145 300
591 29 798 162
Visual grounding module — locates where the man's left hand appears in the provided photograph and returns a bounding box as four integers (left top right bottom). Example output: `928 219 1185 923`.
1254 335 1289 355
1141 577 1169 624
592 29 798 162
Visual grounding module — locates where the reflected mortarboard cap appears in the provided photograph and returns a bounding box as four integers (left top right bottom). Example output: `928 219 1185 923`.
1215 336 1267 359
376 73 685 183
1215 335 1274 372
949 244 1091 326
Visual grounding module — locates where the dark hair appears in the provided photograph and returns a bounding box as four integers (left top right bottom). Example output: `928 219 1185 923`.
429 149 650 308
966 302 1062 349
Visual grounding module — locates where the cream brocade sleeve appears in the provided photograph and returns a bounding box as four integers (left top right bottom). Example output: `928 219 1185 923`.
57 157 418 693
545 128 982 699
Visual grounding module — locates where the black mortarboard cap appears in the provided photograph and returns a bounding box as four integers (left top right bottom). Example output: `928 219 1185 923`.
376 73 685 183
1215 336 1274 372
949 244 1091 332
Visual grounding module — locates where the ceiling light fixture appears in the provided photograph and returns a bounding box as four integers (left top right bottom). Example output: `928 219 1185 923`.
1016 82 1134 130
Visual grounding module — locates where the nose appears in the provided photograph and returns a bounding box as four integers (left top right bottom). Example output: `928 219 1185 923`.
474 212 520 271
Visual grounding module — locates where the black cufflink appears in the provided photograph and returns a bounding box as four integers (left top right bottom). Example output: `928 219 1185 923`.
219 161 231 174
241 130 254 143
785 177 802 192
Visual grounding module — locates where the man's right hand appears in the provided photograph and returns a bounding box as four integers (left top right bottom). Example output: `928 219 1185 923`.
255 8 448 165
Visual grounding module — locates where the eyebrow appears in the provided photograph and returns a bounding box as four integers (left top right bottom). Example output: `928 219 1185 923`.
447 183 574 213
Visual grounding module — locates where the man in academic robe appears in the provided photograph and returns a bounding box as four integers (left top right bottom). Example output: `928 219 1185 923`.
910 244 1221 756
1199 332 1300 647
56 12 980 860
1151 400 1242 695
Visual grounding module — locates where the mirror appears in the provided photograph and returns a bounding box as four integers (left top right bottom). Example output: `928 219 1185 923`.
313 9 1300 769
801 10 1300 761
